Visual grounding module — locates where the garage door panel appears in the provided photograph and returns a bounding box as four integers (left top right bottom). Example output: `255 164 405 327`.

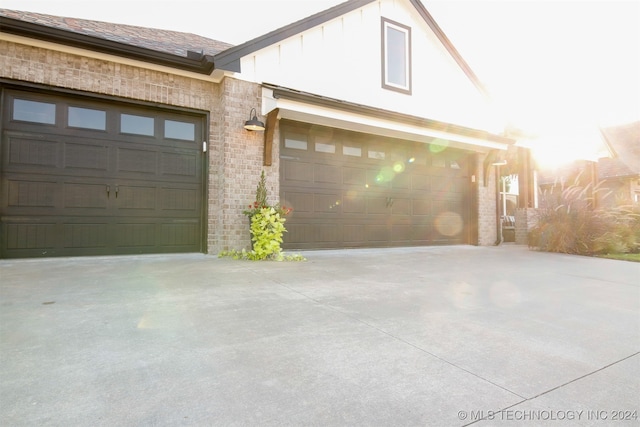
343 166 366 186
8 179 57 208
343 224 366 244
431 176 455 193
409 223 432 243
314 193 341 213
114 223 157 248
367 194 389 214
367 169 391 188
365 225 388 243
283 223 311 245
284 160 313 183
63 222 108 248
390 224 412 243
391 172 410 189
342 192 365 214
116 185 157 211
433 212 465 241
160 187 198 212
160 151 198 178
7 136 58 169
116 147 158 175
159 222 199 247
4 222 57 250
391 197 410 215
282 191 313 213
314 224 339 243
64 182 109 209
64 142 109 171
411 174 430 191
314 163 340 184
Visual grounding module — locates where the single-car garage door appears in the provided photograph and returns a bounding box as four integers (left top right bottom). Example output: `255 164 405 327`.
0 88 205 258
280 121 473 250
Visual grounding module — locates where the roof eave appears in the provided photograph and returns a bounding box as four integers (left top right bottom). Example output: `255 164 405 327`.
408 0 488 97
0 16 215 74
267 84 514 146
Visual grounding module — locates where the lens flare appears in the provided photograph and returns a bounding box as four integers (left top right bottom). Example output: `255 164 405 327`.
430 139 449 153
434 211 463 236
393 161 405 173
376 166 396 183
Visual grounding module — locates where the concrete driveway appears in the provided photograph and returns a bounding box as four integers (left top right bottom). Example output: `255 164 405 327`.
1 245 638 426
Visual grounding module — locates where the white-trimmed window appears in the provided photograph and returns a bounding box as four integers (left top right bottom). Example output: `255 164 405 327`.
381 18 411 94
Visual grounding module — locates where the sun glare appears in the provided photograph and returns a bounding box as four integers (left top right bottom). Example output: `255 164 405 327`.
521 125 609 170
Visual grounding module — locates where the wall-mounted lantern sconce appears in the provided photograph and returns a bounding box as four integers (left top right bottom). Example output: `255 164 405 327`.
243 108 265 131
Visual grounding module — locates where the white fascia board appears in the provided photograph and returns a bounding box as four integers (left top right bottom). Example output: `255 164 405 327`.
263 90 508 153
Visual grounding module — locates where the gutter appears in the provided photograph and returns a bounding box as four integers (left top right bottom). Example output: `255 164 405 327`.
267 84 514 146
0 16 215 74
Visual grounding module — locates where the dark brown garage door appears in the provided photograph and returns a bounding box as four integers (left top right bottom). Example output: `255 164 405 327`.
280 121 473 250
0 88 205 258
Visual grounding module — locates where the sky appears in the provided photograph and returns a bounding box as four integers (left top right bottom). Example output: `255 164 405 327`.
1 0 638 165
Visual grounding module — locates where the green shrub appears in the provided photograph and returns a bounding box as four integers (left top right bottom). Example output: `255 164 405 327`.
217 170 305 261
249 206 286 260
529 177 640 255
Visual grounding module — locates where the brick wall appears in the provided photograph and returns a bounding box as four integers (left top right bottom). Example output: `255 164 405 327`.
476 154 498 246
515 208 538 245
0 41 217 109
212 77 279 253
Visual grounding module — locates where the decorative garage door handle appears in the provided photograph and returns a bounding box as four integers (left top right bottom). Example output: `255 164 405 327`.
386 197 394 207
106 185 119 198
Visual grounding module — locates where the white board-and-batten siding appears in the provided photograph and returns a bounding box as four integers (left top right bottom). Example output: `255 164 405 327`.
235 0 504 134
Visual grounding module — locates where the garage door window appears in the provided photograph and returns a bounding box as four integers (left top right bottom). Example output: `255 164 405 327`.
343 145 362 157
433 157 446 168
121 114 155 136
13 99 56 124
368 149 386 160
68 107 106 130
165 120 195 141
284 136 307 150
315 142 335 154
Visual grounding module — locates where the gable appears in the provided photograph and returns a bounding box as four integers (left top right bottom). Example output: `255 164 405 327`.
223 0 504 135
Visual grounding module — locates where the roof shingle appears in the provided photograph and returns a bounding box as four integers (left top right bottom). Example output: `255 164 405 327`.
599 121 640 179
0 9 234 57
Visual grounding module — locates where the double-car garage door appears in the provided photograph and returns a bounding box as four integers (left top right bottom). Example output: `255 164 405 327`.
0 88 205 258
280 121 473 250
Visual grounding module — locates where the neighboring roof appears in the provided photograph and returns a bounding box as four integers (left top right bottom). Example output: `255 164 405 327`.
0 9 233 74
599 121 640 179
536 160 593 186
537 121 640 185
213 0 488 97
